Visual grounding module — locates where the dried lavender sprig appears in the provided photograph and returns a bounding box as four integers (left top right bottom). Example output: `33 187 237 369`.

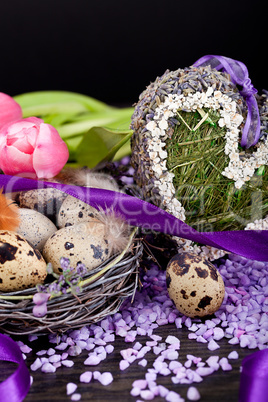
36 258 88 297
32 258 89 317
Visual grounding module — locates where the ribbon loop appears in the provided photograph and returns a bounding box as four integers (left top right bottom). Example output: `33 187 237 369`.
194 55 260 148
240 78 257 99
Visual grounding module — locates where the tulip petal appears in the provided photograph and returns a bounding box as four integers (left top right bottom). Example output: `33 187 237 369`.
0 93 23 130
24 117 44 125
7 127 37 153
0 133 5 150
0 145 35 176
33 123 69 178
7 120 37 135
8 135 35 154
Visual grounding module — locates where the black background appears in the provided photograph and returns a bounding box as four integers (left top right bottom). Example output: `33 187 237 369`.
1 0 267 106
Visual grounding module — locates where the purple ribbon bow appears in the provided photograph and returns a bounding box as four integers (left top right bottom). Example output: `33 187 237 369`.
194 55 260 148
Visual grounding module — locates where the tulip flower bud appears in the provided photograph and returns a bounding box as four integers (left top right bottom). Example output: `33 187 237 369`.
0 92 23 129
0 117 69 178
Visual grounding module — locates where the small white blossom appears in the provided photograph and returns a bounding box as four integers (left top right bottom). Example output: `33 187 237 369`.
214 91 222 100
206 87 214 97
159 150 168 159
235 179 245 189
152 164 163 176
163 109 172 119
149 151 158 159
232 113 244 126
218 118 225 128
146 121 157 131
229 151 239 162
159 119 168 130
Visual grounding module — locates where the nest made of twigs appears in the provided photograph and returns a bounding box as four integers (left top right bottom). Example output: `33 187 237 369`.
0 232 142 336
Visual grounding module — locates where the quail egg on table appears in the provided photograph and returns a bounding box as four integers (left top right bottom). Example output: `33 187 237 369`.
17 208 57 251
0 231 47 292
43 219 110 274
166 252 225 317
57 195 98 228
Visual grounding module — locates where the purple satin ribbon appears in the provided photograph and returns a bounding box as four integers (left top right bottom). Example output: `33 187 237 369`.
0 334 31 402
1 174 267 261
194 55 260 148
239 349 268 402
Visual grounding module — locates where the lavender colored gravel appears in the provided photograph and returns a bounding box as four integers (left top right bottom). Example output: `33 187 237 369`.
98 372 113 386
187 386 201 401
41 362 56 373
66 382 77 395
71 393 81 401
80 371 92 383
20 252 268 401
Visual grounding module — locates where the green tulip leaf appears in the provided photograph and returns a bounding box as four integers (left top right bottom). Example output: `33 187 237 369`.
64 135 84 161
76 126 133 168
14 91 110 117
113 139 131 161
57 107 134 139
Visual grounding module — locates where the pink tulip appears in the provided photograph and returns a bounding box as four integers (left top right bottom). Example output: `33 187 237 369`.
0 92 23 129
0 117 69 178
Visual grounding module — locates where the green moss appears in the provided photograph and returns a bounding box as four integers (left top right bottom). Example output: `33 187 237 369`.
165 109 268 231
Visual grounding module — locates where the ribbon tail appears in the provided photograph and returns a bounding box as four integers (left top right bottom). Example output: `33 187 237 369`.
0 334 31 402
239 349 268 402
1 175 267 261
241 96 261 148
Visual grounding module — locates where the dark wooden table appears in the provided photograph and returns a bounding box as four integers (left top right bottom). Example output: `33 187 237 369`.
1 323 255 402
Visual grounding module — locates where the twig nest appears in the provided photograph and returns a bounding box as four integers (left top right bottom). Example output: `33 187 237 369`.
58 195 98 228
0 231 47 291
17 208 57 251
130 64 268 258
166 252 225 317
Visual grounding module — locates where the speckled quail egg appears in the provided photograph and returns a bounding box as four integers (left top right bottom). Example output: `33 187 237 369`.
42 219 110 274
57 195 98 228
17 208 57 251
17 187 67 224
0 231 47 291
166 252 225 317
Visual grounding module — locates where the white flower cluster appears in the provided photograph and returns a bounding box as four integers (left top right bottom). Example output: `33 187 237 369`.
245 215 268 231
146 123 186 222
220 113 268 189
